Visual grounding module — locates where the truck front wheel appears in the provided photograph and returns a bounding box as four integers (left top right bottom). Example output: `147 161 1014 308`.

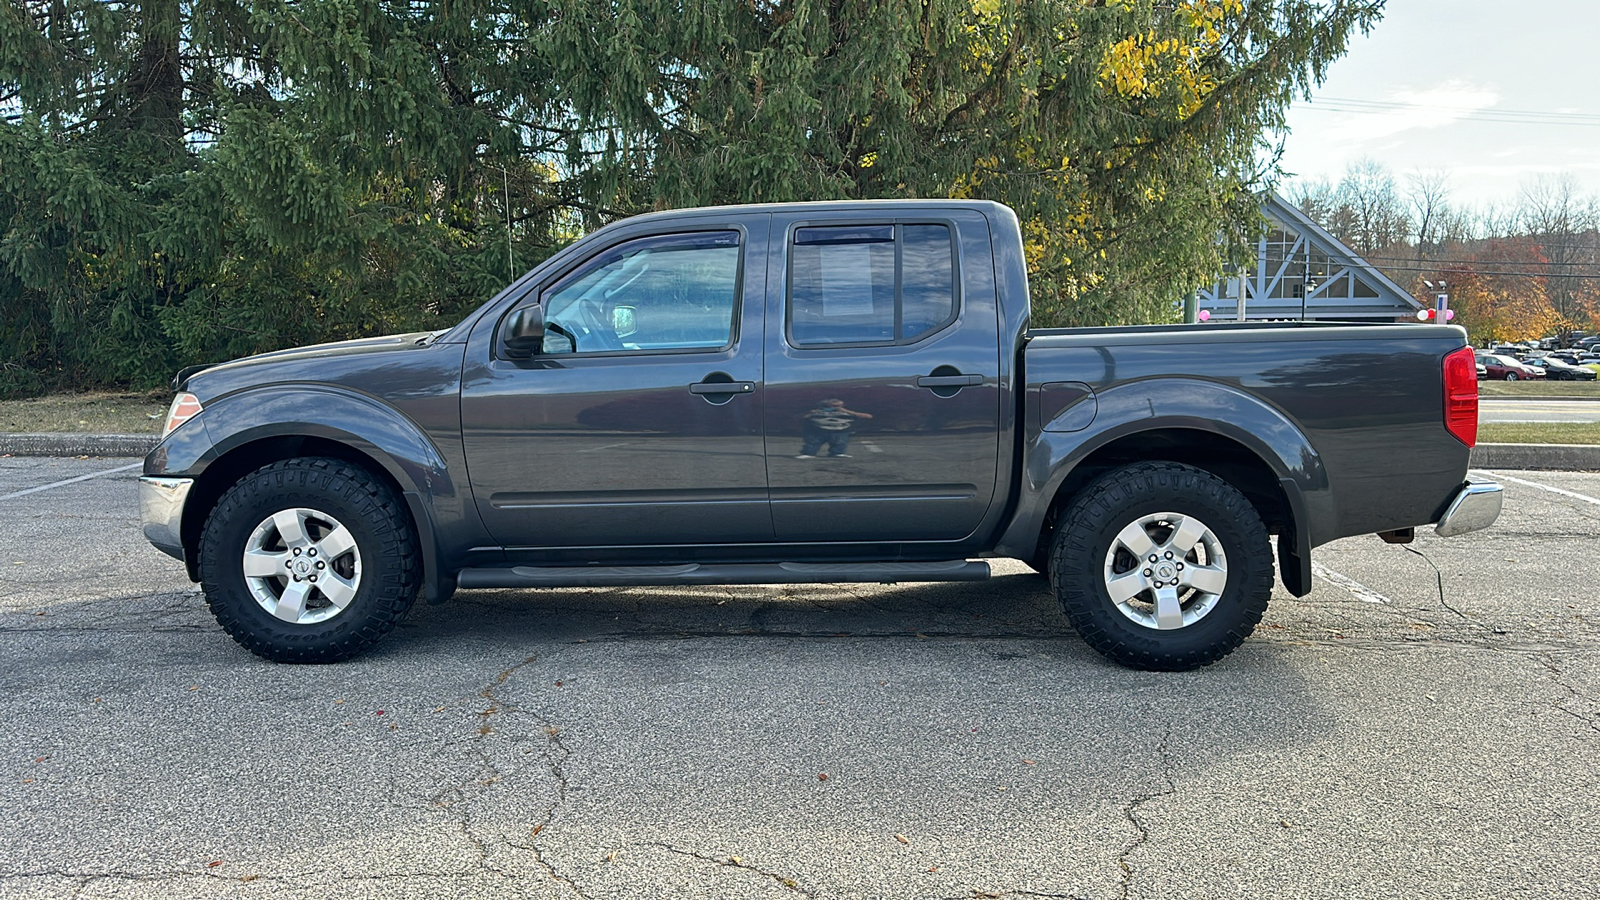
1049 462 1272 671
198 458 420 663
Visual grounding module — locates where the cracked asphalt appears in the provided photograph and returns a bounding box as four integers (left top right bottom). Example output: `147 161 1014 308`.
1 456 1597 899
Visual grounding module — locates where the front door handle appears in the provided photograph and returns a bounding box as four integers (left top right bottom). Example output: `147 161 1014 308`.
916 374 983 388
690 381 755 395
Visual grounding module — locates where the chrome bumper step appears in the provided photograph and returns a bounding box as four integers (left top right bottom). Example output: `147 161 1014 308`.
1435 478 1503 537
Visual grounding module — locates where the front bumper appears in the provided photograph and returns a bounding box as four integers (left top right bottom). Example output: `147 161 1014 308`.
139 476 194 561
1434 478 1503 537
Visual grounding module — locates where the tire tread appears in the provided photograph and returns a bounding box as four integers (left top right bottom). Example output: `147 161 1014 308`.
199 457 419 663
1049 462 1273 671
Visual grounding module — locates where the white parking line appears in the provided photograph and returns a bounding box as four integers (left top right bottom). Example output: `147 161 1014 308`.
0 462 143 502
1472 470 1600 507
1311 562 1392 604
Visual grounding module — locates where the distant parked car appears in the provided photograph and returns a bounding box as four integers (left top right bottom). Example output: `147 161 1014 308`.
1476 353 1545 380
1477 362 1488 380
1525 357 1596 381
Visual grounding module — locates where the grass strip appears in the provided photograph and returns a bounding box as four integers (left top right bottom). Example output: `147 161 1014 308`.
0 392 167 434
1478 422 1600 445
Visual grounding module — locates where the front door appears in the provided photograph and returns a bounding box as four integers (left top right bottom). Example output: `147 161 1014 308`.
461 219 771 551
762 212 1002 543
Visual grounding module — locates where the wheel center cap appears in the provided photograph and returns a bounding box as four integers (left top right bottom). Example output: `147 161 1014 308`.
1154 561 1177 581
292 558 315 578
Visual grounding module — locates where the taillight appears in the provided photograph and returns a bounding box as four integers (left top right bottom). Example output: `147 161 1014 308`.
162 392 203 438
1442 347 1477 447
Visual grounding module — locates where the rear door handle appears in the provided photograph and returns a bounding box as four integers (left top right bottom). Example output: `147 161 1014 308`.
690 381 755 395
916 374 983 388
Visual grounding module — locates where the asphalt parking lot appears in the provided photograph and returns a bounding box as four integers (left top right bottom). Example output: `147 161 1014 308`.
1 456 1597 899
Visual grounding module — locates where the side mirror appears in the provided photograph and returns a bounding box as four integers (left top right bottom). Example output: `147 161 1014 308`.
503 305 543 359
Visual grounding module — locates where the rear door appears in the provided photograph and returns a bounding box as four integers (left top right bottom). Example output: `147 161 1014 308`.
761 208 1003 542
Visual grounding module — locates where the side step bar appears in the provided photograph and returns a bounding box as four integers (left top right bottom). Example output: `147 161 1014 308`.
456 559 991 589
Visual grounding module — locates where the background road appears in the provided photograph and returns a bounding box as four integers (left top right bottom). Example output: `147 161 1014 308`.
1 456 1596 899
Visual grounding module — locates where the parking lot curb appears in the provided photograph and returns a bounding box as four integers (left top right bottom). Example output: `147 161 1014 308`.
1470 442 1600 471
0 433 158 458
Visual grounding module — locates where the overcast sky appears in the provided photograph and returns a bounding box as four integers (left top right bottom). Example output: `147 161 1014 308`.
1276 0 1600 209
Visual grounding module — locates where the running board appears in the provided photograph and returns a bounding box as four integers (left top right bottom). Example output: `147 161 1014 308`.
455 560 991 589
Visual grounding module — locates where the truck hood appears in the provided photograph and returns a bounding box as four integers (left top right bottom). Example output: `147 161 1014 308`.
178 332 440 394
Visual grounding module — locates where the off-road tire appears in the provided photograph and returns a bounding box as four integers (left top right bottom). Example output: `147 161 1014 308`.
199 458 419 663
1049 462 1273 671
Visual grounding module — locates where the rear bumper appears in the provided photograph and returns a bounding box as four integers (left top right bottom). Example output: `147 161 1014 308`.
139 476 193 561
1434 478 1503 537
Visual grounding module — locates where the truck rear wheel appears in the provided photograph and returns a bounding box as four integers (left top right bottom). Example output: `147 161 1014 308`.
1049 462 1272 671
198 458 419 663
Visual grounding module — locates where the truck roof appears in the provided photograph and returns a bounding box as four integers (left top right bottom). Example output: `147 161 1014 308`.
607 198 1014 227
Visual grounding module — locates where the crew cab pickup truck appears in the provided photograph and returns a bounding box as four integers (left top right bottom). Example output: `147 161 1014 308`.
140 200 1502 670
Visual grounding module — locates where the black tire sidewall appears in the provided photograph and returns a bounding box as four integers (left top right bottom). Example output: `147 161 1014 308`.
200 459 417 662
1052 463 1272 670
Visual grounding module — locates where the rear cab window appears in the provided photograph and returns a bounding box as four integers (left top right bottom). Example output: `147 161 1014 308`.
787 223 957 348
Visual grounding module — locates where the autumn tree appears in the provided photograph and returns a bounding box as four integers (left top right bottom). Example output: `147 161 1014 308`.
1444 238 1560 346
1289 158 1409 264
1518 173 1600 326
1405 169 1470 266
1291 162 1600 341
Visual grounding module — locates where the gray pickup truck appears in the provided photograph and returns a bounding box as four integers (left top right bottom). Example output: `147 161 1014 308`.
140 199 1501 670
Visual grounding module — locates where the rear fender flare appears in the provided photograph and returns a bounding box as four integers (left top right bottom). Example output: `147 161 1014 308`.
999 378 1330 595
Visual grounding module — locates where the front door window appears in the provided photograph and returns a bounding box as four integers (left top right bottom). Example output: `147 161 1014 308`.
541 231 742 355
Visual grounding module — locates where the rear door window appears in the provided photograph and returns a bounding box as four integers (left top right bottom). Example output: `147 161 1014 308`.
787 224 956 348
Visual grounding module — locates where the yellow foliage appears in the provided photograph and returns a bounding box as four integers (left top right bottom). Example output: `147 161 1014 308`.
1452 276 1560 346
1099 0 1238 117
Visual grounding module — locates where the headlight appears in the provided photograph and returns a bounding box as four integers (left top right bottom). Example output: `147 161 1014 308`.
162 393 203 438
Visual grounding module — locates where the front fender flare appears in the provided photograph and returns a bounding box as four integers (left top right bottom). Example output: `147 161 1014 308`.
145 386 459 600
